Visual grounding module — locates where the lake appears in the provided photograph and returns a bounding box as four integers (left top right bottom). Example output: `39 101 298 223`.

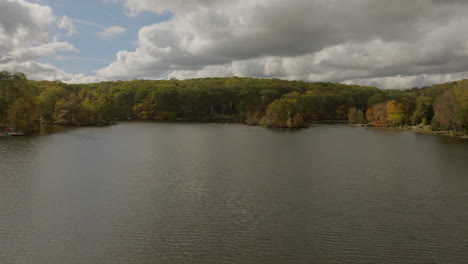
1 122 467 264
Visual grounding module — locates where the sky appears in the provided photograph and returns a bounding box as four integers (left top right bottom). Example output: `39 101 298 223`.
2 0 468 89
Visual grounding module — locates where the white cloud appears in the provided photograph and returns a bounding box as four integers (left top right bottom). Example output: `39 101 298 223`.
57 15 77 36
0 0 96 83
96 26 127 40
342 71 468 90
95 0 468 88
72 18 127 41
2 42 78 62
121 0 229 16
0 60 103 83
73 18 107 29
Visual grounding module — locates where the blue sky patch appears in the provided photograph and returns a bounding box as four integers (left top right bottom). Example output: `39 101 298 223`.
37 0 171 75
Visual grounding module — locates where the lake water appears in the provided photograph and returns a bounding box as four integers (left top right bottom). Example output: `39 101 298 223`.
1 122 467 264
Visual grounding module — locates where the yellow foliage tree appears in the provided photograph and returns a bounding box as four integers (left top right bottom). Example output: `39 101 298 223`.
386 100 404 126
133 98 154 119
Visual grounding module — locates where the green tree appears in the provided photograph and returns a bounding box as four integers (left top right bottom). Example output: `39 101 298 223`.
7 98 41 131
433 89 457 130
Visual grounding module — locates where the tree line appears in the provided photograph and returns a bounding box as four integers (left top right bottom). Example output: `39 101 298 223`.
0 71 467 134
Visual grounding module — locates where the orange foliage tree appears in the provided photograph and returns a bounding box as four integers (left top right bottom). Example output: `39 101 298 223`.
366 100 404 127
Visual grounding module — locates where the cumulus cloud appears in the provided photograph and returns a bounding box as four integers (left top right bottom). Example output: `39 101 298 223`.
0 0 94 82
96 26 127 40
1 42 78 63
96 0 468 88
0 0 52 51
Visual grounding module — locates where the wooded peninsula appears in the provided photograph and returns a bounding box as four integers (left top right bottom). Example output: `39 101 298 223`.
1 71 467 135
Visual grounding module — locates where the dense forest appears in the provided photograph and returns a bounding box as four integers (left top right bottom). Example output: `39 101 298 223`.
0 71 467 135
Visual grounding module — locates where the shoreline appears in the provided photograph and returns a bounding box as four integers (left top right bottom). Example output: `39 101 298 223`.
3 121 466 139
358 125 468 139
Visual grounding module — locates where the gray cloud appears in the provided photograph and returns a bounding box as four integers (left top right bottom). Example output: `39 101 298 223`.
96 0 468 88
0 0 52 55
4 0 468 88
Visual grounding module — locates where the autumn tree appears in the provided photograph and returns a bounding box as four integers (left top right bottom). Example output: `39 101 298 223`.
386 100 404 126
367 102 387 126
347 108 365 124
261 96 304 128
133 98 155 120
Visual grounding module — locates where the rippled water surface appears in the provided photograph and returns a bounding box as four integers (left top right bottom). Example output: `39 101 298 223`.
1 122 468 263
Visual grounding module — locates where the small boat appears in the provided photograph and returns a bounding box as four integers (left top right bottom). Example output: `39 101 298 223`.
1 128 12 136
2 128 26 136
9 132 26 136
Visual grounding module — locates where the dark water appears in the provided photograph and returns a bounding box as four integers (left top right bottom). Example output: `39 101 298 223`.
1 122 467 264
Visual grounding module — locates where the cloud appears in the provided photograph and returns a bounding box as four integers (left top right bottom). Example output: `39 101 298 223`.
57 15 77 36
0 0 93 83
70 18 127 41
342 71 468 90
0 0 52 50
72 18 105 29
0 60 103 83
4 0 468 88
96 0 468 88
2 42 78 63
96 26 127 40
